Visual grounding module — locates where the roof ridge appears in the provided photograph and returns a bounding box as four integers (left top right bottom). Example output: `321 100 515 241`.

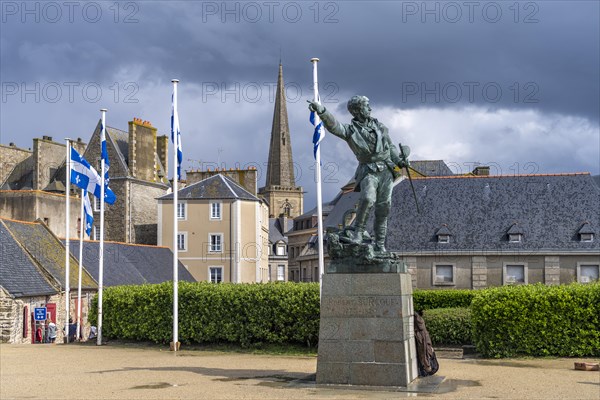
412 172 591 180
219 174 238 197
62 237 169 249
221 174 258 199
0 190 79 199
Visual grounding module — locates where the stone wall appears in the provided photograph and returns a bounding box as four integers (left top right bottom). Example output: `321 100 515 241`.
130 180 167 244
187 168 258 195
0 290 65 344
0 144 31 186
103 179 127 242
156 135 168 177
0 191 81 238
33 138 65 190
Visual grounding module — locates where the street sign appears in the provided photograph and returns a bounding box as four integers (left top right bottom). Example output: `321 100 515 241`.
34 307 47 321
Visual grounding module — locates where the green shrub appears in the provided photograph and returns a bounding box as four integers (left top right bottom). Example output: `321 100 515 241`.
423 307 472 346
471 283 600 358
90 282 320 347
413 289 475 311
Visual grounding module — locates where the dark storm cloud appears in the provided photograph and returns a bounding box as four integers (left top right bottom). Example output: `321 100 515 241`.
1 0 599 207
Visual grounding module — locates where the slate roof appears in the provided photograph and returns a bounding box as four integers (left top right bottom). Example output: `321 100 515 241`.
269 218 293 244
0 221 58 297
1 218 97 291
386 173 600 252
322 191 361 229
159 174 259 201
592 175 600 190
66 241 196 287
410 160 454 177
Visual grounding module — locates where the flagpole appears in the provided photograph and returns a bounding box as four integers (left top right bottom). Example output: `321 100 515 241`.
97 108 107 346
171 79 179 351
64 138 72 342
311 58 325 300
76 189 84 341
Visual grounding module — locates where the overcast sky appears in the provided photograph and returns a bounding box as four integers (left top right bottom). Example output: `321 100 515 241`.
1 1 599 209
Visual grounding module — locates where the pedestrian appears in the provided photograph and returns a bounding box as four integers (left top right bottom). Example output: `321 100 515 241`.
46 319 57 343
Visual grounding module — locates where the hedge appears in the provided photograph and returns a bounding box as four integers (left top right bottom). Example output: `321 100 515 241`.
471 283 600 358
423 307 472 346
89 281 320 347
413 289 475 311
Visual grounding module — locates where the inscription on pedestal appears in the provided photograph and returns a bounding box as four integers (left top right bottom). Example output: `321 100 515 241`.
321 296 405 318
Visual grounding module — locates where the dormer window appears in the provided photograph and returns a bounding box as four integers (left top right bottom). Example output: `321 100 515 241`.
578 222 595 242
436 224 451 244
509 233 522 243
507 222 524 243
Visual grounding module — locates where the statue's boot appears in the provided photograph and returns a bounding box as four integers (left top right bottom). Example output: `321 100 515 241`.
353 200 371 244
374 216 388 253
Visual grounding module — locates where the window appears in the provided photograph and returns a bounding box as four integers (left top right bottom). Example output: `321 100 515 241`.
509 233 522 243
210 202 222 220
177 202 186 220
209 234 223 252
438 235 450 244
177 232 187 251
209 266 223 283
577 263 599 283
94 196 100 212
433 264 455 285
580 233 594 242
276 244 286 256
277 265 285 281
268 265 272 282
93 226 100 240
503 263 528 285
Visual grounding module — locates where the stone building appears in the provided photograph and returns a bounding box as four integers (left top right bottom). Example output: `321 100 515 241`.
0 218 97 344
158 173 270 283
288 166 599 287
82 118 170 244
387 172 600 289
258 64 304 219
0 137 87 238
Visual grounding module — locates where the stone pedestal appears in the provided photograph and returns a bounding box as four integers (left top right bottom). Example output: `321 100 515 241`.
317 273 418 387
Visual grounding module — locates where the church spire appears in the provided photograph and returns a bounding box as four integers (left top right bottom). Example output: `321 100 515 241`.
259 63 304 218
265 63 295 188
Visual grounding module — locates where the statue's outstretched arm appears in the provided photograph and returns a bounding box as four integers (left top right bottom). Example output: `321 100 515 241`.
307 100 348 139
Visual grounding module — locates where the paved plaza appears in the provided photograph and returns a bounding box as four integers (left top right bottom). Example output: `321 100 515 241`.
1 343 598 399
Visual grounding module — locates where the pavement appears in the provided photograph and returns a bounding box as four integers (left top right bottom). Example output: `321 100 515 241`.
1 343 598 399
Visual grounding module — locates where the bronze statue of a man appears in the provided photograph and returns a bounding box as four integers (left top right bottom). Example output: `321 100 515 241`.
308 96 408 252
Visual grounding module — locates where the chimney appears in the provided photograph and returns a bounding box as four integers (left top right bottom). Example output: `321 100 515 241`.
9 142 15 147
156 135 168 177
42 135 53 141
278 214 288 234
128 117 158 181
473 166 490 176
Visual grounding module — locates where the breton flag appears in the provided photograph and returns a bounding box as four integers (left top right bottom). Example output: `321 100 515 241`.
171 92 182 180
83 191 94 236
70 147 116 204
310 96 325 159
100 122 111 186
